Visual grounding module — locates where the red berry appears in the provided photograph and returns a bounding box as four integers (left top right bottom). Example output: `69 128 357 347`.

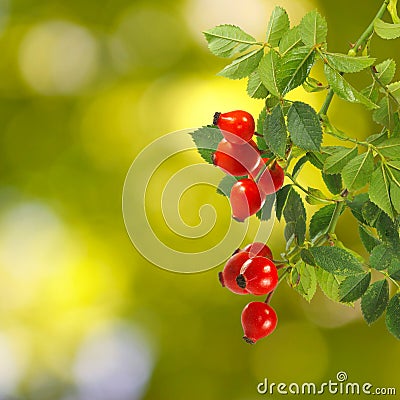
237 256 278 295
242 242 273 260
251 158 285 195
214 110 255 144
230 178 265 222
241 302 277 344
218 252 251 295
213 139 260 176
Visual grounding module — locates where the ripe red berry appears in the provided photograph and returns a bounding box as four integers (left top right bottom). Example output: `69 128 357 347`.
251 158 285 195
237 256 278 295
218 252 251 295
214 110 255 144
241 302 278 344
230 178 265 222
242 242 273 260
213 139 260 176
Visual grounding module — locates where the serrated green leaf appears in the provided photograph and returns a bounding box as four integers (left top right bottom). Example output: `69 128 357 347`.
218 48 264 79
323 146 358 174
347 193 369 224
258 50 281 97
203 25 258 58
377 138 400 159
375 59 396 85
339 273 371 303
316 267 341 303
299 9 328 46
341 150 374 190
292 155 309 178
359 225 381 252
373 96 395 129
256 107 267 146
374 18 400 40
375 211 400 245
283 188 306 245
277 46 315 95
309 246 365 276
322 172 343 194
266 6 290 47
324 64 378 109
369 164 396 219
386 293 400 339
275 185 292 221
388 0 400 23
361 279 389 325
361 83 379 103
291 261 317 302
305 187 328 205
263 105 287 157
287 101 322 151
307 151 327 169
388 258 400 280
367 131 389 146
256 194 275 221
324 52 375 73
279 26 302 55
370 244 398 270
247 71 269 99
362 200 383 227
309 204 336 239
216 175 240 197
390 177 400 213
388 82 400 103
190 126 223 164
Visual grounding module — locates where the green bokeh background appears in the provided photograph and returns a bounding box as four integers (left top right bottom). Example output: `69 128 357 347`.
0 0 399 399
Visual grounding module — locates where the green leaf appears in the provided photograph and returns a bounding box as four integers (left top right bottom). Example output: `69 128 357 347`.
279 26 302 55
359 225 381 253
373 96 395 129
370 244 398 270
323 146 358 174
339 273 371 303
377 138 400 159
361 279 389 325
316 267 341 303
367 130 389 146
390 178 400 214
369 164 396 219
256 194 275 221
341 150 374 191
375 211 400 245
287 101 322 151
292 155 309 178
305 187 328 205
263 105 287 157
388 0 400 23
216 175 240 197
283 188 306 245
275 185 292 221
218 48 264 79
309 204 336 239
190 126 223 164
309 246 365 276
258 50 281 97
386 293 400 339
347 193 369 224
299 9 328 46
361 83 379 104
324 52 375 73
375 59 396 85
256 107 267 149
247 71 269 99
203 25 258 58
322 172 343 195
266 6 290 47
291 261 317 302
388 258 400 280
277 46 315 95
374 18 400 40
324 64 378 109
303 76 327 92
388 81 400 103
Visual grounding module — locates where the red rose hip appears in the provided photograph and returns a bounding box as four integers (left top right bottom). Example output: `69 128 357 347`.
218 252 251 295
230 178 265 222
241 302 278 344
214 110 255 144
242 242 273 260
251 158 285 195
237 256 278 295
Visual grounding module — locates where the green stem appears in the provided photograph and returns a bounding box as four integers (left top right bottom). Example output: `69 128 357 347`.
314 201 345 246
318 88 334 116
352 0 390 52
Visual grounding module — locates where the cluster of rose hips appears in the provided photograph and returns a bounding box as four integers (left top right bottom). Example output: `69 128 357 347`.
212 110 285 222
219 242 279 344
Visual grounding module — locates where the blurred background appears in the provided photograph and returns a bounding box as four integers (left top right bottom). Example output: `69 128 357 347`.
0 0 399 399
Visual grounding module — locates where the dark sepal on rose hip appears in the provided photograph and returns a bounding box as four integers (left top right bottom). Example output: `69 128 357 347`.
213 112 221 126
236 274 246 289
